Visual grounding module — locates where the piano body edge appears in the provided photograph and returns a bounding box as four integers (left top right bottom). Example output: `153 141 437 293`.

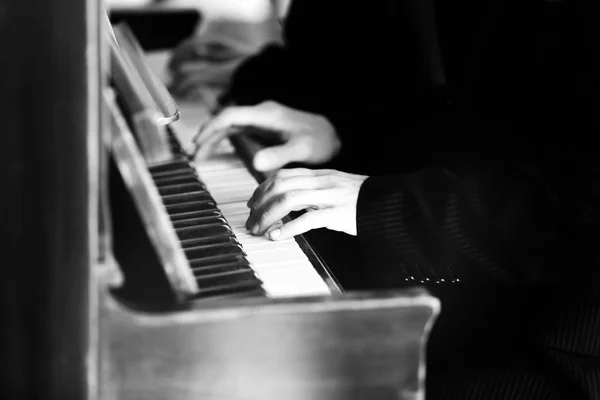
96 263 439 400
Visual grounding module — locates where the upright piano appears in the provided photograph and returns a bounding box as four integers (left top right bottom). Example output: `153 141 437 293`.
1 1 439 399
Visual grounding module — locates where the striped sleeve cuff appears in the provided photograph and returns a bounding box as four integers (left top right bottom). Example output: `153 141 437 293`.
357 175 459 286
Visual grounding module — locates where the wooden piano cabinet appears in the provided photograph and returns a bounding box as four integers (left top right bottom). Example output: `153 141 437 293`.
1 0 102 398
99 283 439 400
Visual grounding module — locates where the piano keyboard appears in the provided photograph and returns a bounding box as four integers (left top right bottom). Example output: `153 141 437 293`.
161 115 332 299
147 158 265 299
136 51 335 299
193 141 333 298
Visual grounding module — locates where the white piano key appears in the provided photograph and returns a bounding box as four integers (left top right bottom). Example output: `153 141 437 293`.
251 256 313 267
244 242 302 253
212 192 254 205
195 158 245 173
210 186 254 194
198 167 254 178
216 203 250 216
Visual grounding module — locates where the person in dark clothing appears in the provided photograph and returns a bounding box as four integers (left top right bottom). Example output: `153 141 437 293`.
194 0 600 399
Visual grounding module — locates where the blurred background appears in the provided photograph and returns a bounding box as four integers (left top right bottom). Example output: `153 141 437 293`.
106 0 288 105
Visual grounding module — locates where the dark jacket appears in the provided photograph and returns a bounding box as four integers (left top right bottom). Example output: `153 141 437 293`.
225 1 600 398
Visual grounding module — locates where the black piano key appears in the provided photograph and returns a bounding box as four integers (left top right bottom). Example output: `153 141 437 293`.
195 276 264 298
150 164 198 180
169 209 223 222
166 199 217 214
181 235 238 249
194 282 265 299
195 287 266 301
176 223 233 241
109 124 271 302
155 175 201 186
195 268 257 287
157 181 206 196
151 165 196 176
150 166 196 180
173 215 228 229
143 144 269 299
149 160 193 174
151 166 194 176
191 259 252 277
154 173 203 187
185 242 245 261
188 252 246 268
162 191 213 206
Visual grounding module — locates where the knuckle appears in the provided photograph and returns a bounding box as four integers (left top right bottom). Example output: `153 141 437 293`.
316 168 337 178
219 107 233 119
296 167 314 175
255 182 267 197
252 185 268 202
319 175 336 187
269 177 286 193
273 168 300 179
266 172 283 186
259 100 279 113
248 190 258 205
260 100 275 108
260 100 286 118
219 106 242 123
255 206 271 225
256 210 268 224
277 191 295 206
273 169 289 180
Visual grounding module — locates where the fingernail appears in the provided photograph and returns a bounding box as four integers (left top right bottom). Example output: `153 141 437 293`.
251 225 259 235
269 229 281 240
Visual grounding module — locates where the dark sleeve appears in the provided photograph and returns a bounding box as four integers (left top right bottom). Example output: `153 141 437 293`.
222 0 399 116
356 158 599 287
356 0 600 287
222 0 350 109
219 43 289 106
